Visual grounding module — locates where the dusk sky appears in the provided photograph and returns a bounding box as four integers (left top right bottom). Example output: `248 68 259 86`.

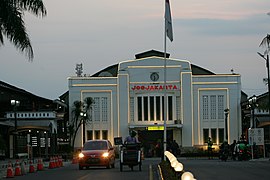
1 0 270 100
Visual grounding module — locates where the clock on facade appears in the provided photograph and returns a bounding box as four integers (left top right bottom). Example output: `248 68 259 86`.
150 72 159 81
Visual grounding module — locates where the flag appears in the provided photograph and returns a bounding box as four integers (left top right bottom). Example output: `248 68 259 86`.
165 0 173 41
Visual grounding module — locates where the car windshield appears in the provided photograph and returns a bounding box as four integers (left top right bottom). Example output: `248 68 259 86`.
83 141 108 150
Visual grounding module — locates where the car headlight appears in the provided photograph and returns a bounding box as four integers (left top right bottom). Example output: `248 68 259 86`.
78 153 84 158
102 152 109 158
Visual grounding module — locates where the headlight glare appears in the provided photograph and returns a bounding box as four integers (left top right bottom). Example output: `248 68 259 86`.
78 153 84 158
102 152 109 158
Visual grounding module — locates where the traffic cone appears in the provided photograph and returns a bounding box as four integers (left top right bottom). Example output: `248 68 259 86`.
37 158 44 171
49 157 55 169
6 161 14 178
55 156 59 168
20 160 27 175
29 160 35 173
14 160 22 176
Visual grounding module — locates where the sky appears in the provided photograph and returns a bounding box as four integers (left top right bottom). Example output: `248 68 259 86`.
1 0 270 100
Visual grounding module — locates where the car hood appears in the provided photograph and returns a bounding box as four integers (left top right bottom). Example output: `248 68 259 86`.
82 150 108 155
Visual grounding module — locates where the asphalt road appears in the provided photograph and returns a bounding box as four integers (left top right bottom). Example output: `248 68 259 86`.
1 158 270 180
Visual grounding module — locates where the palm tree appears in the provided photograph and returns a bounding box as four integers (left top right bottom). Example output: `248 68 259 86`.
70 97 94 150
259 34 270 56
0 0 47 60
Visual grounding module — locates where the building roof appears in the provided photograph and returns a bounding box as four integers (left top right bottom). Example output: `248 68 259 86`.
92 50 216 77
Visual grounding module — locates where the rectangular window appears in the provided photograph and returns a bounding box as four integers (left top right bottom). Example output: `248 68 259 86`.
203 129 209 143
130 97 134 122
219 128 224 144
101 97 108 121
202 96 209 120
143 97 148 121
210 95 216 119
94 130 100 140
87 130 93 140
168 96 173 120
136 95 174 122
94 97 100 121
218 95 224 119
102 130 108 140
156 96 161 121
150 96 154 121
137 97 142 121
211 129 217 144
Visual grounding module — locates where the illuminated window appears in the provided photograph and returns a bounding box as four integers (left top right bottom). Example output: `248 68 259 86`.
102 130 108 140
87 130 93 140
95 130 100 139
219 128 224 143
211 129 217 144
203 129 209 143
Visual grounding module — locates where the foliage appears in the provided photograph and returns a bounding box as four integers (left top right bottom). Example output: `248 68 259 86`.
0 0 47 60
69 97 94 150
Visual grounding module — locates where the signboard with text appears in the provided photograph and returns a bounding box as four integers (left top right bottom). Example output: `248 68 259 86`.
248 128 264 145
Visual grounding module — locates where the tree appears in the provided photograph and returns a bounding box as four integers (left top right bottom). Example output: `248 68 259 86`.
0 0 47 60
70 97 94 150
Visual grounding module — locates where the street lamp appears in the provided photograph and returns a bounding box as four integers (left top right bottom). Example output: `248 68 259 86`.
224 108 229 141
11 99 20 158
80 112 87 144
248 95 257 128
257 52 270 119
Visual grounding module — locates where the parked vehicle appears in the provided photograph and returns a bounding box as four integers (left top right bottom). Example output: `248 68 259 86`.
234 141 251 161
78 140 115 170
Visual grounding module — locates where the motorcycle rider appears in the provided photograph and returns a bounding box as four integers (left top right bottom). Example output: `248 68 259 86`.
220 140 229 161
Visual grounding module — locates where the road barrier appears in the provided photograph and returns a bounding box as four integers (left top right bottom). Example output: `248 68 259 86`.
164 151 196 180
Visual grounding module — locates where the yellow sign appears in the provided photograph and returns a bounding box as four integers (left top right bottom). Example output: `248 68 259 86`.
147 126 164 131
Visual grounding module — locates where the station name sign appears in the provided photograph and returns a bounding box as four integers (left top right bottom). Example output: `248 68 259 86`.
131 84 178 91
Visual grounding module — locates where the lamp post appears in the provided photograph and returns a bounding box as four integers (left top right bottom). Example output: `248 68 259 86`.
257 52 270 119
80 112 87 144
11 99 20 158
248 95 257 128
224 108 229 141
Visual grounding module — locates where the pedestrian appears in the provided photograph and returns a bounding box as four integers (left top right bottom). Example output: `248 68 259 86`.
124 130 139 144
207 137 213 159
171 140 180 156
230 140 237 160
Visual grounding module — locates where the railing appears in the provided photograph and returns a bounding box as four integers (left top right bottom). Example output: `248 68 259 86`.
6 111 56 119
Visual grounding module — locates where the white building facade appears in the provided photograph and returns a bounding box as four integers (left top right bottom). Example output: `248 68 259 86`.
68 50 242 150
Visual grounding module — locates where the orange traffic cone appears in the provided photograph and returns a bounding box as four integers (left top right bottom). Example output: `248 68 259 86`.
37 159 43 171
29 160 35 173
6 161 14 178
14 160 22 176
55 156 60 168
49 157 55 169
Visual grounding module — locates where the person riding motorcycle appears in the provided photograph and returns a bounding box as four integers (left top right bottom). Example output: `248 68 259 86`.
219 140 229 161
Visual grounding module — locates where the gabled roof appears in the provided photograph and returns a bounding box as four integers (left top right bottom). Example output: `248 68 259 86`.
0 80 52 102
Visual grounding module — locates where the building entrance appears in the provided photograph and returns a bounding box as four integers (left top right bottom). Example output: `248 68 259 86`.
137 130 173 158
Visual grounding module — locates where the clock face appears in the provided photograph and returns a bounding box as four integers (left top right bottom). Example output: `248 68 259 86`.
150 72 159 81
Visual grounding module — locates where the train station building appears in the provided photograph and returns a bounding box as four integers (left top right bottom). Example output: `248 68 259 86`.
68 50 242 151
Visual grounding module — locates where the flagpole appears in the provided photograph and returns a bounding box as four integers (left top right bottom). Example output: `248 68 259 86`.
163 3 168 161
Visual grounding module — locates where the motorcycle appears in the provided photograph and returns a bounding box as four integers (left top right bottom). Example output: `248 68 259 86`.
219 142 229 161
